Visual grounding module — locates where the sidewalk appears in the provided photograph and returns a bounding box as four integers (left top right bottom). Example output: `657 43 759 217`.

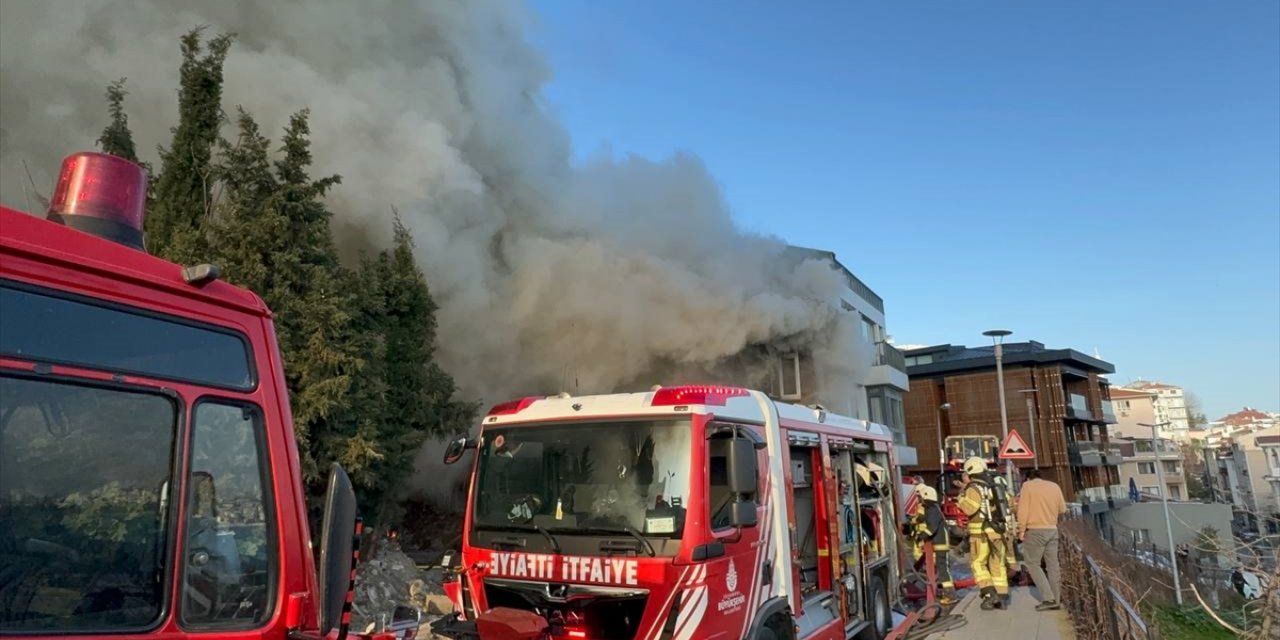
925 587 1075 640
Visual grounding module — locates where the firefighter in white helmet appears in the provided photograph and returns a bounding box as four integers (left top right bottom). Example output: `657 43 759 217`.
908 483 957 605
957 456 1011 610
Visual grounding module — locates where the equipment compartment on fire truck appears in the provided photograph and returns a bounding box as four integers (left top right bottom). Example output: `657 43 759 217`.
436 385 907 640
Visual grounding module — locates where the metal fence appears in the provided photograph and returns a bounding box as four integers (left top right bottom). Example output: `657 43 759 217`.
1062 538 1159 640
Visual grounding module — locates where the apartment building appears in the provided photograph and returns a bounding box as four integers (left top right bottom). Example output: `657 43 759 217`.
767 246 914 466
1109 387 1163 438
1207 426 1280 535
1126 380 1190 440
901 341 1125 531
1113 437 1187 500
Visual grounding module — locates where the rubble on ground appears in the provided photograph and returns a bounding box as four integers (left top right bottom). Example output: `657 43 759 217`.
351 534 453 637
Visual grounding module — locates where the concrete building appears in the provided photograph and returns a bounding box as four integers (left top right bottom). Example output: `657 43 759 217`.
1114 437 1187 500
768 247 914 466
1126 381 1190 440
901 341 1125 531
1109 387 1163 438
1207 426 1280 535
1111 502 1237 568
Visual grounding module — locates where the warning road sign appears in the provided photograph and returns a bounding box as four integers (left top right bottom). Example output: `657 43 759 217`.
998 429 1035 460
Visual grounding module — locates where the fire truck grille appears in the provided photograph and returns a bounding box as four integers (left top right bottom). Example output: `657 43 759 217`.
483 578 649 640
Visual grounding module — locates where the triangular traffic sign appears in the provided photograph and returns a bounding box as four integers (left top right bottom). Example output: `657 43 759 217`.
998 429 1035 460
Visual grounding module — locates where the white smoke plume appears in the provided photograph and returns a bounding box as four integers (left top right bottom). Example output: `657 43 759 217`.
0 1 873 500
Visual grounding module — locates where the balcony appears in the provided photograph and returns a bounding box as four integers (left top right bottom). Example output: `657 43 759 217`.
1065 394 1095 422
866 341 909 391
1101 403 1117 424
1079 486 1111 514
1068 441 1105 467
1104 445 1124 465
1108 484 1131 509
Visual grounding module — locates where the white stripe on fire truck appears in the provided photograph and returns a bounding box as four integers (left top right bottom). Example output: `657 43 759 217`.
642 565 690 640
672 585 707 640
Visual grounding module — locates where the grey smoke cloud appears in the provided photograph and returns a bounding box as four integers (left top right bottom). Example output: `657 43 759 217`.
0 0 870 501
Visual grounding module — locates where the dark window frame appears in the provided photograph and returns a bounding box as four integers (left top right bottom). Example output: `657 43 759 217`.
0 369 184 636
177 397 279 632
0 279 258 392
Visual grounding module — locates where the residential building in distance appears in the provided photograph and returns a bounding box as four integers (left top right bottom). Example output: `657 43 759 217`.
901 340 1125 531
1109 387 1165 438
1206 426 1280 535
765 246 914 467
1113 436 1187 500
1111 502 1237 568
1124 380 1190 440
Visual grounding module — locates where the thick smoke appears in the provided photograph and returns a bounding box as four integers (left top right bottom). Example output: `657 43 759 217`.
0 0 871 501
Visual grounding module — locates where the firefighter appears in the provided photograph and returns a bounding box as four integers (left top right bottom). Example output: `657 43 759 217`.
909 484 957 605
957 456 1010 610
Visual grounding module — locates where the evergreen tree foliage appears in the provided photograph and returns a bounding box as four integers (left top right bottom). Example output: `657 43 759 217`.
95 32 477 524
96 79 139 163
147 29 232 263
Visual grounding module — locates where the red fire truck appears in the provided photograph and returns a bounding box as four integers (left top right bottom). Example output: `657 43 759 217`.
435 385 916 640
0 152 417 638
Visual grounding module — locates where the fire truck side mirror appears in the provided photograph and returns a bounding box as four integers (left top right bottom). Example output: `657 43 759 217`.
726 437 757 495
725 437 759 528
317 463 358 638
443 435 476 465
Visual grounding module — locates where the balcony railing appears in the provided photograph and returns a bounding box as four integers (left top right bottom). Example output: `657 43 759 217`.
1079 486 1111 513
874 341 906 373
1069 441 1105 467
1065 393 1095 421
1107 484 1131 508
1105 445 1123 464
1101 403 1117 424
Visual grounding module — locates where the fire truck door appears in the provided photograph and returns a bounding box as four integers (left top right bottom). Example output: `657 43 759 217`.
696 425 764 638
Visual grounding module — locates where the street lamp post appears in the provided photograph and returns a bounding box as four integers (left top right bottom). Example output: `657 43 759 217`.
984 329 1015 488
1140 421 1182 605
1020 389 1039 470
936 402 952 480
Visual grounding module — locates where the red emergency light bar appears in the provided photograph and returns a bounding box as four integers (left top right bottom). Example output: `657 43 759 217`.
651 385 749 407
46 152 148 251
487 396 541 416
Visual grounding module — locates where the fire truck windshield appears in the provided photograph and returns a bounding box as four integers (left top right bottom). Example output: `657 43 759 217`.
473 419 692 553
0 375 178 632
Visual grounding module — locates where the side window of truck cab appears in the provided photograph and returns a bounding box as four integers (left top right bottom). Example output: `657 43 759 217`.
180 400 276 629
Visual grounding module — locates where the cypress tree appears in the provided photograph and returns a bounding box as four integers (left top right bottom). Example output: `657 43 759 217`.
148 29 232 263
96 79 139 163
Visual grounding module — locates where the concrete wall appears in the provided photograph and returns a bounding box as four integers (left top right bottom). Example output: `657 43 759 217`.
1112 502 1236 567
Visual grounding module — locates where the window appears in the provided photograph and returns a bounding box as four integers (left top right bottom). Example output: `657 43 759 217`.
860 315 878 343
1163 461 1180 474
1169 485 1181 500
1144 486 1160 497
1138 462 1156 474
707 428 756 532
0 375 179 632
0 283 255 390
181 401 275 628
774 353 802 400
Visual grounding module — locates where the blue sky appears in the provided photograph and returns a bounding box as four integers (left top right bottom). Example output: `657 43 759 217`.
528 1 1280 420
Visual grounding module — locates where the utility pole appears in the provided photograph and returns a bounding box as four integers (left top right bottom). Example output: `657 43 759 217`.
1141 421 1182 605
984 329 1015 488
936 402 951 480
1020 389 1039 470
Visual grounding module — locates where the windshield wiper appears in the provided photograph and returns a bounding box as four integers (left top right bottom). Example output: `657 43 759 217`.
554 525 657 557
475 523 561 553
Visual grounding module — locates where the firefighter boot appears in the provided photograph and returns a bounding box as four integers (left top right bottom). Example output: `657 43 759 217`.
979 587 999 610
939 588 958 606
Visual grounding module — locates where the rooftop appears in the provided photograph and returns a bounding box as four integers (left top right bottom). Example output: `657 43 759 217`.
782 245 883 314
1128 380 1182 391
904 340 1115 378
1217 407 1275 427
1109 388 1155 400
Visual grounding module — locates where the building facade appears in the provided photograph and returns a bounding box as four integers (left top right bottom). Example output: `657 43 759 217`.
767 247 914 466
1126 381 1190 440
901 341 1125 530
1207 427 1280 535
1113 437 1187 500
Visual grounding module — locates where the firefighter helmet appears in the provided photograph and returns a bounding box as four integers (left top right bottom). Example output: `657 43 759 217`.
913 484 939 502
963 456 988 476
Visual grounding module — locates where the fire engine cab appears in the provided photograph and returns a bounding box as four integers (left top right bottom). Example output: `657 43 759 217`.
436 385 911 640
0 152 415 638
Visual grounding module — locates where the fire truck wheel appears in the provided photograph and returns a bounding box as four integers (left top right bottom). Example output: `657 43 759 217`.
865 574 891 640
753 626 779 640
